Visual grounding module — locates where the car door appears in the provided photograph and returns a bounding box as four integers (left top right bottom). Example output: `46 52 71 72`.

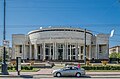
62 67 71 76
67 67 77 76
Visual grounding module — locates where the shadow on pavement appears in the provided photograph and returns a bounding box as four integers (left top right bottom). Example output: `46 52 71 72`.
19 75 33 78
55 75 91 78
0 73 33 78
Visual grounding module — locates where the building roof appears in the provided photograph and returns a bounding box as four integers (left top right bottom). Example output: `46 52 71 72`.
28 27 93 35
109 45 120 49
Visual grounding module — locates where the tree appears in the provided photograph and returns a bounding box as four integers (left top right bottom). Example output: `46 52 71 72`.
109 52 118 58
118 53 120 59
109 52 120 59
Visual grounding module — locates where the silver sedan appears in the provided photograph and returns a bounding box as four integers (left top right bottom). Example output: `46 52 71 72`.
52 66 85 77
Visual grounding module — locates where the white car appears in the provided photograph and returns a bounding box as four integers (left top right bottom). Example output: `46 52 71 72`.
52 66 85 77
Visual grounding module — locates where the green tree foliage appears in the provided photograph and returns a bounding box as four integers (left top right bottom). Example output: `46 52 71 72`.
109 52 120 58
118 53 120 59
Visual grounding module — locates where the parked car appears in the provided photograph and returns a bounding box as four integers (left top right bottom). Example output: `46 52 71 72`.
52 66 85 77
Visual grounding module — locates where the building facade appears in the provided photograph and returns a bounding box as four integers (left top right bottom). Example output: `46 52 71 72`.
12 28 109 61
109 46 120 54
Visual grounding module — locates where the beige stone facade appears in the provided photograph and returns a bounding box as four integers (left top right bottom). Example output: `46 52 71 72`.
109 46 120 54
12 28 109 61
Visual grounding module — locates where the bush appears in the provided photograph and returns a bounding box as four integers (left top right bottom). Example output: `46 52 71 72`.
81 65 120 70
8 66 33 70
8 66 15 70
21 66 33 70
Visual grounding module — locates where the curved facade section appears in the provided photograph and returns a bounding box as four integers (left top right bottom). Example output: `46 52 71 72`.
28 28 92 45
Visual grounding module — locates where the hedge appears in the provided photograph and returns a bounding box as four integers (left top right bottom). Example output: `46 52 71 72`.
81 66 120 70
8 66 33 70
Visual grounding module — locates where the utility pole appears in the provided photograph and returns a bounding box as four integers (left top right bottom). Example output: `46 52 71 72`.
84 29 86 65
1 0 9 75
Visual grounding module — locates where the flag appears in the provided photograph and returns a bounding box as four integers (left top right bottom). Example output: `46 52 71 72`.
110 29 114 37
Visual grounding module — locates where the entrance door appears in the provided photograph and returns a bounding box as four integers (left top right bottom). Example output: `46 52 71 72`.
58 49 63 60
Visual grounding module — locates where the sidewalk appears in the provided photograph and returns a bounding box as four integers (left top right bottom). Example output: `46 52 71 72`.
3 69 120 75
1 69 120 78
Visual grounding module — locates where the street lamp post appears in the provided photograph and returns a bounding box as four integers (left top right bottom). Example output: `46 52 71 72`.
1 0 9 75
84 29 86 65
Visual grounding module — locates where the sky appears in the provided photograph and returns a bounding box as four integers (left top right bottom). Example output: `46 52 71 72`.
0 0 120 47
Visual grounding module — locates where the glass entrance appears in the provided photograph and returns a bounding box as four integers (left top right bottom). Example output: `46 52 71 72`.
57 44 63 60
58 49 63 60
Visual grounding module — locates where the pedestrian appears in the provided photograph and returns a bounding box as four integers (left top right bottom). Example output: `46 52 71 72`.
77 63 81 68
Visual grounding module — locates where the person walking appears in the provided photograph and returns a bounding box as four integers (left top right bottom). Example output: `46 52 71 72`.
77 63 81 68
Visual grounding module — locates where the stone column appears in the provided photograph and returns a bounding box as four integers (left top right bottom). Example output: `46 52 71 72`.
34 44 38 60
79 46 80 60
22 44 24 59
98 44 99 59
89 45 92 60
106 41 109 59
50 44 51 60
29 43 32 59
63 44 65 60
40 44 43 60
75 43 78 60
24 44 25 59
55 42 57 60
53 43 55 60
64 43 66 60
66 42 68 60
70 44 72 60
96 44 98 59
43 43 46 60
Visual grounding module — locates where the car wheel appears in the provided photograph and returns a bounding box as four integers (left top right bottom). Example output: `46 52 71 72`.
76 72 81 77
56 72 61 77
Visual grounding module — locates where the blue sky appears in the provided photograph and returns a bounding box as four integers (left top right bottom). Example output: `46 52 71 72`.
0 0 120 47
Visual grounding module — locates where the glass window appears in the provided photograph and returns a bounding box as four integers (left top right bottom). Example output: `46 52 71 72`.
45 56 49 60
38 46 40 54
68 45 70 48
81 55 83 59
72 49 75 55
72 67 78 70
20 45 22 53
71 56 75 60
45 48 49 55
81 46 83 54
58 44 63 48
45 44 49 47
51 49 53 55
68 49 70 55
38 55 40 59
99 45 102 53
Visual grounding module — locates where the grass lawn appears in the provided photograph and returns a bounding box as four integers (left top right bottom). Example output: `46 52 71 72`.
8 68 40 72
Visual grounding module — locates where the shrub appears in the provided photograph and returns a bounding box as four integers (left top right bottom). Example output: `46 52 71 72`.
8 66 33 70
81 65 120 70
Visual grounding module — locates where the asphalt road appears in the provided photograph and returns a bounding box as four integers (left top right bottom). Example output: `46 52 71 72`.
37 78 120 79
1 74 120 79
34 77 120 79
0 76 120 79
33 75 120 79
